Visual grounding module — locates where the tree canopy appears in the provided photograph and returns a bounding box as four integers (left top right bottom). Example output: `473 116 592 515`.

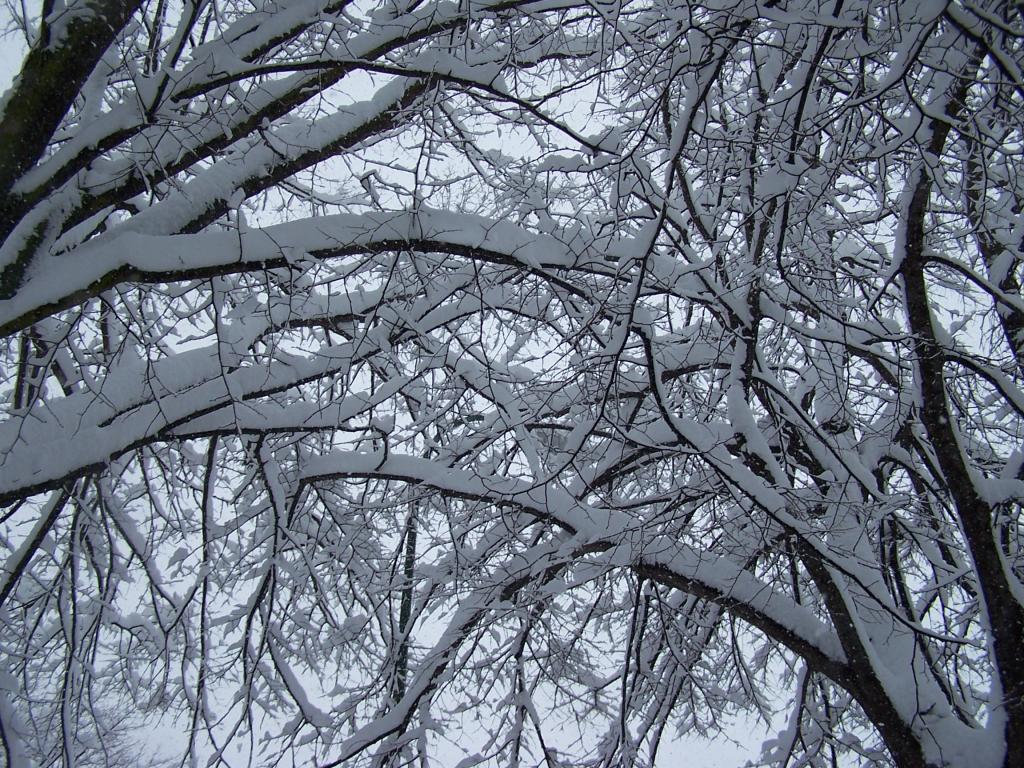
0 1 1022 766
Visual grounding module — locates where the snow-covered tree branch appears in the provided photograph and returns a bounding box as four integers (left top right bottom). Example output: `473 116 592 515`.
0 0 1021 766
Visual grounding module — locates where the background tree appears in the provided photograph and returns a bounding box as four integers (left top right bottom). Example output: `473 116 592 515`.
0 0 1022 766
